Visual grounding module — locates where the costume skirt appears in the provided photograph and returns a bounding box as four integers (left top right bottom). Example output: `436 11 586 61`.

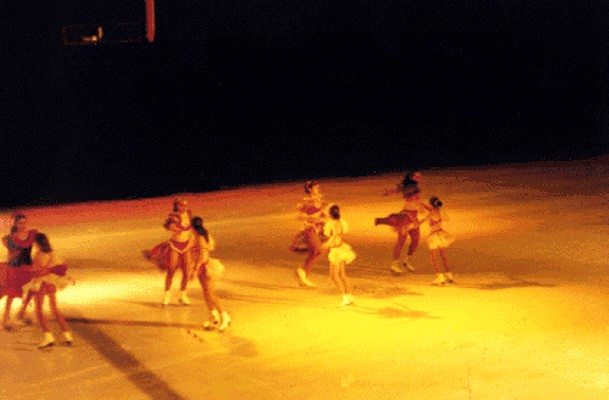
328 243 356 265
427 230 455 250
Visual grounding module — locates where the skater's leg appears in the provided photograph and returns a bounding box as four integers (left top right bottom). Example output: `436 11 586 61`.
329 263 344 293
392 233 407 260
47 287 68 332
338 262 350 295
440 248 454 283
429 250 440 273
2 296 14 329
303 227 323 273
406 227 420 256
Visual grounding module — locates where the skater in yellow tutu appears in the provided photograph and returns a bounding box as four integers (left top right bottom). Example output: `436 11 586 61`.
425 196 455 285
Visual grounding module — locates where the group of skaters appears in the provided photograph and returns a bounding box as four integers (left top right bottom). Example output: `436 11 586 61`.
0 214 74 348
291 170 455 305
0 170 455 347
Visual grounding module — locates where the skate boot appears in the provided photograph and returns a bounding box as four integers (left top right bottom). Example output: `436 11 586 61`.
162 290 171 306
178 291 191 305
203 309 221 330
218 311 231 332
445 272 455 284
402 256 415 272
340 294 353 306
63 331 74 346
390 260 404 275
431 273 446 286
17 311 33 325
296 268 317 288
38 332 56 348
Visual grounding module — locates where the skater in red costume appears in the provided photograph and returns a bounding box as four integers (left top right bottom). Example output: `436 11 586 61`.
21 233 74 348
191 217 230 332
290 181 327 288
143 198 195 306
1 213 38 330
375 171 429 275
425 196 456 285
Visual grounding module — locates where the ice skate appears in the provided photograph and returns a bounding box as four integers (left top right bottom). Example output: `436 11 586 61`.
17 312 33 325
203 309 220 330
296 267 317 288
162 290 171 306
38 332 55 348
431 273 446 286
178 291 191 305
390 260 404 275
62 331 74 346
340 294 353 306
445 272 455 283
218 311 231 332
402 256 416 272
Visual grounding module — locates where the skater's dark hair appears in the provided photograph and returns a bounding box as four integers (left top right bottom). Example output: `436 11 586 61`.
304 180 319 195
329 204 341 220
429 196 443 209
10 213 27 234
34 232 52 253
191 216 209 242
172 197 188 212
401 171 421 188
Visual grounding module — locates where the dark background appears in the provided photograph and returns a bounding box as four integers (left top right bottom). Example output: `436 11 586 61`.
2 1 608 208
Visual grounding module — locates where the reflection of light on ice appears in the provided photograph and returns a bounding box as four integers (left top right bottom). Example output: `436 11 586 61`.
60 272 151 305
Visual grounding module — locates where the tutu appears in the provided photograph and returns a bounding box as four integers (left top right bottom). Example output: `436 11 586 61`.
143 242 192 272
199 258 225 279
5 266 42 298
22 265 73 297
328 243 356 265
427 230 455 250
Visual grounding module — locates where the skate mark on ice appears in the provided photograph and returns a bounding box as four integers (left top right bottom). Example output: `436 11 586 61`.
472 279 557 291
227 278 305 292
118 300 192 309
185 329 259 358
68 317 202 330
346 302 439 320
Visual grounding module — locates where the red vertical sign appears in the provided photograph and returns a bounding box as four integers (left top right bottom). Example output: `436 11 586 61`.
145 0 155 42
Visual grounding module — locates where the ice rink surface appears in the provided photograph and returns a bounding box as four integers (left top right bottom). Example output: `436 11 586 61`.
2 157 609 399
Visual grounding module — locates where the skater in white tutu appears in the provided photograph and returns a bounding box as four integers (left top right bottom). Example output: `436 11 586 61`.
323 204 356 306
192 217 230 332
426 196 455 285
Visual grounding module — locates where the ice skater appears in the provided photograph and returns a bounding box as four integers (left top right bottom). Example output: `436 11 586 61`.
21 233 74 348
1 213 38 330
375 171 429 275
323 204 356 306
291 180 327 288
191 217 230 332
425 196 455 285
143 198 195 306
